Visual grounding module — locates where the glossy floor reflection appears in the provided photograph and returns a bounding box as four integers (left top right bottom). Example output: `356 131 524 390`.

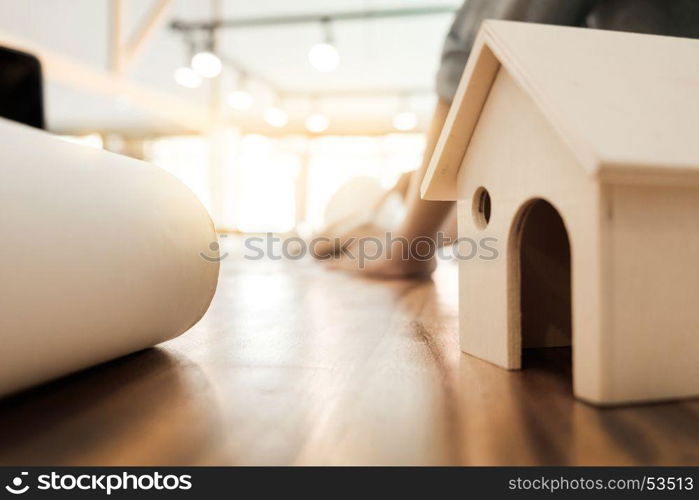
1 237 697 465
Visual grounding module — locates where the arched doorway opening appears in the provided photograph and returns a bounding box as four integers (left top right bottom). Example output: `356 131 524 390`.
509 199 572 367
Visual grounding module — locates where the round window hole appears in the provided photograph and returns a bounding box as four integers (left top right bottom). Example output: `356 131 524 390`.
472 187 491 230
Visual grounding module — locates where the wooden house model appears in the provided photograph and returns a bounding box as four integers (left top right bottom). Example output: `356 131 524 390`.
421 21 699 405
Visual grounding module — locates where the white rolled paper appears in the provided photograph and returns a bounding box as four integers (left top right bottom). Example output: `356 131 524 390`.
0 118 219 396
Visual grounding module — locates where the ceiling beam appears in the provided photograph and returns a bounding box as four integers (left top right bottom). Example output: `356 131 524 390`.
123 0 173 73
109 0 126 73
171 5 457 32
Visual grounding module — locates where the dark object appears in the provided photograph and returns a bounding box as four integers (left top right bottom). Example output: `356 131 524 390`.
0 46 45 129
587 0 699 39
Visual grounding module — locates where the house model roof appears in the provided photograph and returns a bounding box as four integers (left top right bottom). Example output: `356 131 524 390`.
422 21 699 200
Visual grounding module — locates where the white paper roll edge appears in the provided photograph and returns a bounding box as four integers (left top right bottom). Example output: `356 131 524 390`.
0 119 220 396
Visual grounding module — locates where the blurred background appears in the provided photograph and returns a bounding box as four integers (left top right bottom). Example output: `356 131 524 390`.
0 0 460 233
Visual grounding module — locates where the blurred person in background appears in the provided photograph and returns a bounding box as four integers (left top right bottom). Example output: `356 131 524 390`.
313 0 699 278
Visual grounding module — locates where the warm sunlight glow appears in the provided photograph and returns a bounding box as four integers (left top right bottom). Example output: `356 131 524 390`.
145 136 212 212
264 106 289 128
305 113 329 133
235 135 300 233
143 133 425 234
392 111 418 131
227 90 254 110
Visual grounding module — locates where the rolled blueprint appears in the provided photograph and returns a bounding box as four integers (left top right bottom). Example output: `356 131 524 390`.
0 118 219 396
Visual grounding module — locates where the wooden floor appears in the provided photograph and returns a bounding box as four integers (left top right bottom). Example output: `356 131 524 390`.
0 238 697 465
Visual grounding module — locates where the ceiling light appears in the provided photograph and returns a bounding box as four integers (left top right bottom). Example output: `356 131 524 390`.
191 51 222 78
308 20 339 73
227 90 254 110
305 113 329 133
308 42 339 73
174 66 202 88
392 111 418 131
264 106 289 128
